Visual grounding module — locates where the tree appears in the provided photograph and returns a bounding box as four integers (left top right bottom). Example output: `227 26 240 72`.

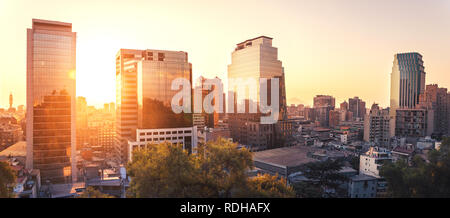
0 161 16 198
127 138 294 198
126 142 199 198
380 137 450 197
78 187 115 198
195 138 253 197
293 159 347 198
243 174 295 198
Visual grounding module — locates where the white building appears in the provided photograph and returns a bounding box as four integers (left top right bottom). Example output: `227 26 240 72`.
128 126 198 162
359 147 392 197
359 147 392 178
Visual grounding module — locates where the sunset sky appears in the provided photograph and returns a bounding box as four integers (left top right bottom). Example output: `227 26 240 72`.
0 0 449 109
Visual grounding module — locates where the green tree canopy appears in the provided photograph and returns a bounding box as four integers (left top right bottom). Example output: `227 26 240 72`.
78 187 115 198
380 137 450 198
126 138 294 198
292 159 347 198
0 161 16 198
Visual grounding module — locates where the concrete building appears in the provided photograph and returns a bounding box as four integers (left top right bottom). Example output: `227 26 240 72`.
348 174 377 198
26 19 77 183
395 108 433 138
359 147 392 196
227 36 291 149
313 95 335 128
348 97 366 120
364 104 391 147
128 127 198 161
417 84 449 136
359 147 392 178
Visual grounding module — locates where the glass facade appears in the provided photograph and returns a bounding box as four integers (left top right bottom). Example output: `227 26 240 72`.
26 19 76 184
115 49 192 163
138 50 192 129
390 52 426 109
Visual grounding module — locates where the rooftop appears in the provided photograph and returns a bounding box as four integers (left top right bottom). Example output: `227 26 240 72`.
351 174 377 182
236 36 273 46
253 146 318 168
0 141 26 159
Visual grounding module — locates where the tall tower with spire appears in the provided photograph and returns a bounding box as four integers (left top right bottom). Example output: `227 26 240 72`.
9 92 13 109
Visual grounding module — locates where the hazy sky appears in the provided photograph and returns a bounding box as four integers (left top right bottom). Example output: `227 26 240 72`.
1 0 449 108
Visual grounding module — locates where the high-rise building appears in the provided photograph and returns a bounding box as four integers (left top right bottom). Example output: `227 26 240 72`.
417 84 449 136
390 52 426 137
193 76 220 129
348 97 366 120
314 95 335 108
76 96 88 150
313 95 335 127
9 93 13 109
329 110 341 128
116 49 194 163
340 101 348 111
115 49 141 163
26 19 77 183
227 36 291 149
364 104 391 147
395 108 433 138
390 52 426 109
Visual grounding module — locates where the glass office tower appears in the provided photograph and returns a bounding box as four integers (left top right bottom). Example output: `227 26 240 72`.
116 49 192 163
137 50 193 129
389 52 426 137
390 52 426 109
26 19 77 184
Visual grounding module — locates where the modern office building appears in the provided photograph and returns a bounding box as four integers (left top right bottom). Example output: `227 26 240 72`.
227 36 291 150
116 49 194 162
364 104 391 147
390 52 426 137
26 19 77 183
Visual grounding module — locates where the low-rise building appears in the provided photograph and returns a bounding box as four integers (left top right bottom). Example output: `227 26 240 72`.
128 126 198 161
348 174 377 198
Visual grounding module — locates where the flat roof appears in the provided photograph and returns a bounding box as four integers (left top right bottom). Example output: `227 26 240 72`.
237 36 273 46
0 141 26 158
32 18 72 27
253 146 318 168
351 174 377 181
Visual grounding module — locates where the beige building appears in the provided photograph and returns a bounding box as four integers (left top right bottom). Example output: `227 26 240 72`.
364 104 391 147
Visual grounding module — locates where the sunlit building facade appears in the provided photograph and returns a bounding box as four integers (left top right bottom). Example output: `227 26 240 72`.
390 52 426 137
116 49 193 163
26 19 77 183
227 36 291 149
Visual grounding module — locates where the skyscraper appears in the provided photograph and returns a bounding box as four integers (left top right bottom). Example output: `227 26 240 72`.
26 19 77 183
390 52 426 137
227 36 291 150
116 49 193 163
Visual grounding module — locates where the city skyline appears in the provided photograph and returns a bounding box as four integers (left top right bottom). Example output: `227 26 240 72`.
1 0 450 109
